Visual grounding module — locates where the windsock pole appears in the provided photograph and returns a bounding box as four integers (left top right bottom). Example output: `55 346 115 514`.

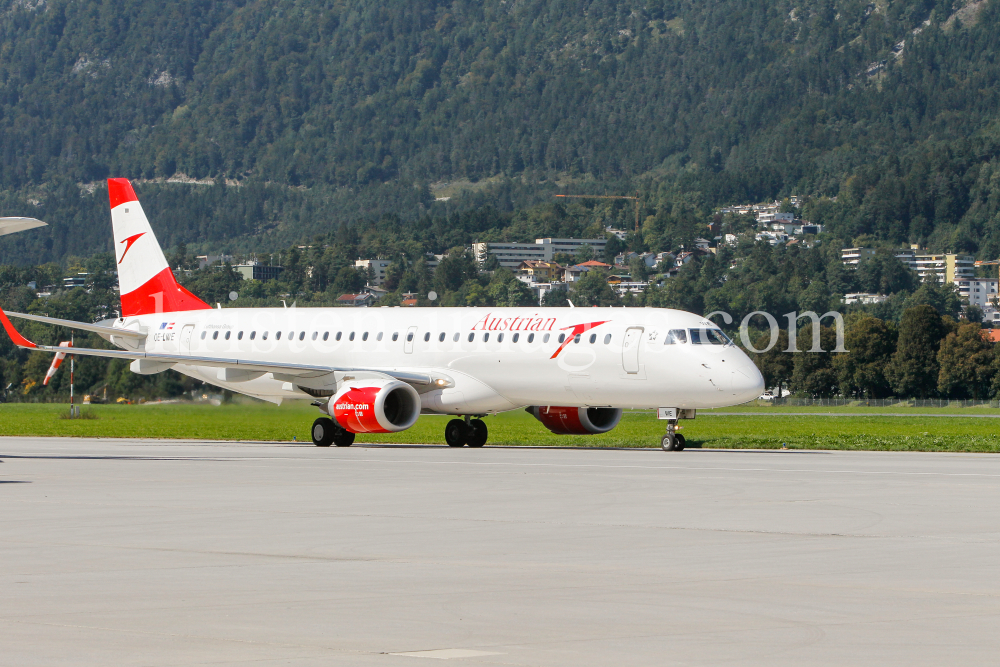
69 334 74 408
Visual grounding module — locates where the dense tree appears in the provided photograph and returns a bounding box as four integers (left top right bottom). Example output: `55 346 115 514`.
937 324 995 399
834 316 897 399
887 306 948 398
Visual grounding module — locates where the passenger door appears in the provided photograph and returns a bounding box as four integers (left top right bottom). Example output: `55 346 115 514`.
404 326 417 354
180 324 195 355
621 327 643 374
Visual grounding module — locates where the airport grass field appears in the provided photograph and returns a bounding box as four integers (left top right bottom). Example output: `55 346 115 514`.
2 401 1000 451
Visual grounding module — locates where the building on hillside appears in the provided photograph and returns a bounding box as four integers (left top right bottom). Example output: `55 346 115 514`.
235 261 283 282
694 238 712 250
605 226 628 240
424 253 443 271
758 211 794 225
956 278 999 310
755 231 787 246
843 293 889 305
516 260 563 283
842 247 878 267
336 293 377 307
63 273 88 288
472 237 609 268
563 260 612 283
196 254 234 270
354 259 391 286
362 285 389 300
912 253 974 285
613 281 650 295
794 224 823 235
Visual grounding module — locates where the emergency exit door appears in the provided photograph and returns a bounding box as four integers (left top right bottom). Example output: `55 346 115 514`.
622 327 643 374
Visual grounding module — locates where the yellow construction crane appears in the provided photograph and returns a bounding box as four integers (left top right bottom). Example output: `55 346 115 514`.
554 194 641 233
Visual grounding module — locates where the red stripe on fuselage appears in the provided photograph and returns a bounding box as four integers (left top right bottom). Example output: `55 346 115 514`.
120 266 212 317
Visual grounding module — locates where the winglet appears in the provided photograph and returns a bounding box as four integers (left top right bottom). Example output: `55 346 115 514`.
0 306 37 348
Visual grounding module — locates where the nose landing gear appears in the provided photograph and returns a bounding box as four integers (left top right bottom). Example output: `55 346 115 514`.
445 416 488 447
661 419 686 451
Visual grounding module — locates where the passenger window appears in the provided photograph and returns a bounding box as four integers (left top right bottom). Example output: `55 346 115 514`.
453 333 459 342
392 332 398 341
439 332 445 342
665 329 687 344
349 332 355 341
322 332 329 341
604 334 612 344
483 333 489 342
557 334 565 343
276 331 282 340
512 333 519 343
498 333 504 342
573 334 580 344
213 331 219 340
336 332 342 341
406 332 413 342
250 331 256 340
543 333 550 343
423 332 430 342
377 332 383 341
362 332 368 341
238 331 243 340
528 333 534 343
225 331 231 340
467 332 474 342
262 332 268 340
201 331 206 340
299 332 305 341
311 332 317 340
589 334 596 344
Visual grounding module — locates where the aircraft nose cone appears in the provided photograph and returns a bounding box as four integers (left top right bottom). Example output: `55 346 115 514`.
731 361 765 402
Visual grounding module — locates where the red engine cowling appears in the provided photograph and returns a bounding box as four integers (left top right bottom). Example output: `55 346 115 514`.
328 380 421 434
527 406 623 435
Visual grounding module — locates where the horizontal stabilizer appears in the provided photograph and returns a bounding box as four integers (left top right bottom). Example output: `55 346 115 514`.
0 217 47 237
5 311 146 340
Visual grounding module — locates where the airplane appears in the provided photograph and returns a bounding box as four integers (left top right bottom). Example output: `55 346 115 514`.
0 178 764 451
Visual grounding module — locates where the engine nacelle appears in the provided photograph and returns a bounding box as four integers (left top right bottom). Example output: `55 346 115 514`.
527 406 623 435
328 380 421 433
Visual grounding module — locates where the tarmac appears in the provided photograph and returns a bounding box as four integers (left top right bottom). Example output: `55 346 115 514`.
2 437 999 666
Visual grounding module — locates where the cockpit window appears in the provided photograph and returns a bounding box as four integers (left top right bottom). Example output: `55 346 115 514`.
689 328 732 345
664 329 687 344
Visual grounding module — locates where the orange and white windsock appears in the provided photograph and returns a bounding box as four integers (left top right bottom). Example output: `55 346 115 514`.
42 341 72 386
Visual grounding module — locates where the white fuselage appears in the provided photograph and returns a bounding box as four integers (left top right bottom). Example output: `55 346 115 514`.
122 306 764 413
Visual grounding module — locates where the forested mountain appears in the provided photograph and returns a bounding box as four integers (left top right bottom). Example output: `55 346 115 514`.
1 0 1000 263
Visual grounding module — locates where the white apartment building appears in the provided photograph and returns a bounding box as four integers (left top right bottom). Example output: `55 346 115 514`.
355 258 392 286
911 253 974 285
841 247 877 267
956 278 1000 309
472 237 607 268
843 293 889 305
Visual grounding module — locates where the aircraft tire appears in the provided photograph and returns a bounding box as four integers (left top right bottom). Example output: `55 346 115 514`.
312 417 336 447
661 434 677 451
333 428 355 447
674 434 686 451
445 419 468 447
467 419 488 447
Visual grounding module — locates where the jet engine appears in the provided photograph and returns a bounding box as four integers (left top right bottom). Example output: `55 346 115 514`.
328 380 421 433
527 406 623 435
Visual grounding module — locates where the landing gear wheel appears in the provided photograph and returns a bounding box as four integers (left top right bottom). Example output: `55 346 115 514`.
312 417 336 447
445 419 468 447
661 434 685 451
467 419 488 447
332 429 355 447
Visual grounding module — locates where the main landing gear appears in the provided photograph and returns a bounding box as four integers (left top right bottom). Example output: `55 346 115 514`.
312 417 355 447
661 419 686 452
445 416 488 448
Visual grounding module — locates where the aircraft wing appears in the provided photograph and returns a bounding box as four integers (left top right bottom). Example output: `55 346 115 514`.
0 307 449 388
0 217 47 236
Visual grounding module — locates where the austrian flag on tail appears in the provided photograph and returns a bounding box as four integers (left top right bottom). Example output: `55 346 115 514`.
107 178 211 317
